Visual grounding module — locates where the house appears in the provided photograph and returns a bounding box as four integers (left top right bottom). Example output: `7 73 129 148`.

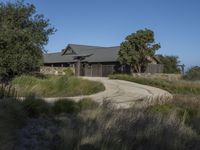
42 44 163 76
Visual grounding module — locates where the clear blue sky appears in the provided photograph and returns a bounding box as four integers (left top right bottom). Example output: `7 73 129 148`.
3 0 200 68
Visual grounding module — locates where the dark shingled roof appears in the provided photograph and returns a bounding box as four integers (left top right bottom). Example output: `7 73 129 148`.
44 44 120 63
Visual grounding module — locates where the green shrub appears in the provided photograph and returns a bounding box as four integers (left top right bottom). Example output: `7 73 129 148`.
78 98 99 111
53 99 80 114
63 68 74 76
22 97 51 117
183 66 200 81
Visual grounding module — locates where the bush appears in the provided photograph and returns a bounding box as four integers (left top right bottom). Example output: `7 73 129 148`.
22 97 52 117
183 66 200 81
53 99 80 114
78 98 99 111
63 68 74 76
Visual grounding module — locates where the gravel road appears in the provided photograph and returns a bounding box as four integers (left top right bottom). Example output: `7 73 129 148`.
44 77 173 108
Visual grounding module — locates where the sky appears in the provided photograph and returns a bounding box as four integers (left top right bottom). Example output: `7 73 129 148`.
2 0 200 68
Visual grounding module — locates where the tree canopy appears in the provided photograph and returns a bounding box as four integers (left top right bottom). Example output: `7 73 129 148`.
157 55 181 73
118 29 160 73
0 1 55 81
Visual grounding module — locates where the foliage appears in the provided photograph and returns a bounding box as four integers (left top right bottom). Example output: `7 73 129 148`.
78 98 99 111
0 1 55 80
11 75 105 97
183 66 200 81
53 99 80 114
0 98 27 150
16 98 200 150
157 55 181 73
109 74 200 95
118 29 160 73
22 97 51 117
0 84 17 98
63 67 74 76
2 96 200 149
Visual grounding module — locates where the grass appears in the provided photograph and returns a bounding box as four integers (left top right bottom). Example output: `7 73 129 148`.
183 66 200 81
0 98 27 150
109 74 200 95
1 96 200 149
2 74 200 149
11 75 105 97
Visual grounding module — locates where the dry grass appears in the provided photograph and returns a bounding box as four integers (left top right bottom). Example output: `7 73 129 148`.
1 96 200 150
110 74 200 95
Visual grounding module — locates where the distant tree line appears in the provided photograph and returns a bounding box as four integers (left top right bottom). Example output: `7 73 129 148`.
157 55 181 73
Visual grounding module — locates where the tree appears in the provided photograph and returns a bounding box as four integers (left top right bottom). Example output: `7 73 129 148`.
157 55 181 73
0 0 55 80
118 29 160 73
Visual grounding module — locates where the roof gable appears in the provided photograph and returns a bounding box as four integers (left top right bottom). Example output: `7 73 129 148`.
44 44 120 63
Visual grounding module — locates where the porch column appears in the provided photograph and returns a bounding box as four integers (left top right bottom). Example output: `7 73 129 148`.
77 59 81 76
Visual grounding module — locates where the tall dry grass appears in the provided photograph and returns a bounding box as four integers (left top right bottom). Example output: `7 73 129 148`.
110 74 200 95
11 75 105 97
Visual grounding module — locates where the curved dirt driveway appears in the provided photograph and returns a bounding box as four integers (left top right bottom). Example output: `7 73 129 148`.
44 77 173 108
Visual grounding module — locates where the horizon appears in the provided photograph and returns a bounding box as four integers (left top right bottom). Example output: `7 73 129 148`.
3 0 200 68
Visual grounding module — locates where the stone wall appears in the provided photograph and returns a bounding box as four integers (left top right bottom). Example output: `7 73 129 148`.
40 66 75 75
132 73 182 81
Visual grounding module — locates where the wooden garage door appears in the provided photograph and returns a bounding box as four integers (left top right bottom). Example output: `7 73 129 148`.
102 65 114 77
91 64 102 77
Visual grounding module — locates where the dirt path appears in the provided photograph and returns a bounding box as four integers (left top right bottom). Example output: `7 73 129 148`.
44 77 173 108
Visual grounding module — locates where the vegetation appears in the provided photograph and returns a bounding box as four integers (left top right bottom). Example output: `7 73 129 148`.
157 55 181 73
118 29 160 73
53 99 80 114
110 74 200 95
183 66 200 81
11 75 105 97
22 97 52 117
1 96 200 150
0 84 17 98
63 67 75 76
0 1 55 80
0 98 27 150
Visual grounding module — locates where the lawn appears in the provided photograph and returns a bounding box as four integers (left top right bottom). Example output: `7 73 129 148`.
11 75 105 97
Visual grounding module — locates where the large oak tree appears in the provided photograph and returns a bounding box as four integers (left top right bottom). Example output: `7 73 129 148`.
0 0 55 80
118 29 160 73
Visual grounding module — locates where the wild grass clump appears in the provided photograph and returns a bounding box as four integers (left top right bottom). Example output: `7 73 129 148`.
12 75 105 97
78 98 99 111
0 84 17 98
56 102 200 150
53 99 80 114
22 97 52 117
63 67 74 76
110 74 200 95
183 66 200 81
0 98 27 150
1 95 200 149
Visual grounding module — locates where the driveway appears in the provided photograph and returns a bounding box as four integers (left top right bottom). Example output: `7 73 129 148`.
44 77 173 108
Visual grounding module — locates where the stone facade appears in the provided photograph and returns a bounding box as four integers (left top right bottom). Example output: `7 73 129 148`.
40 66 75 75
132 73 182 81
